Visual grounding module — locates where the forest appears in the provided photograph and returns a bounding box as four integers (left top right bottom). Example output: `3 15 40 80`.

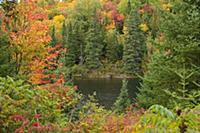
0 0 200 132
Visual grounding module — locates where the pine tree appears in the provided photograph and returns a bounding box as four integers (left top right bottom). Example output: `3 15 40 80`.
84 21 103 69
137 1 200 109
0 20 15 77
123 10 146 75
114 80 131 113
62 21 79 66
105 31 119 63
49 25 57 47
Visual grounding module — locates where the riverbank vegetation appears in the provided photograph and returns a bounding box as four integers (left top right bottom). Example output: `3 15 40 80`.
0 0 199 132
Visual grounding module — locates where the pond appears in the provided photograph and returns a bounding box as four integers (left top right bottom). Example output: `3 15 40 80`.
74 78 140 109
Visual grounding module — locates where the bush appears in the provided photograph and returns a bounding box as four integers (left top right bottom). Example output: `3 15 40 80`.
135 104 200 132
0 76 78 132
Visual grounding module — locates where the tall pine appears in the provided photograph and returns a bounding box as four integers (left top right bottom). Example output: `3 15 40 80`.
62 21 79 66
105 31 120 63
49 25 57 47
0 19 15 77
84 20 103 69
123 10 146 75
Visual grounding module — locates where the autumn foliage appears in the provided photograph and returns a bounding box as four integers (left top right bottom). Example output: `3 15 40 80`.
29 44 65 86
0 0 200 133
1 1 51 74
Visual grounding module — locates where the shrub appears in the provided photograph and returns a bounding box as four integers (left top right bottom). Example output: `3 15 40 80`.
135 104 200 132
0 76 76 132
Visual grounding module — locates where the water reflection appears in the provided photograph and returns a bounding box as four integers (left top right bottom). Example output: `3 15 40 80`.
74 78 139 109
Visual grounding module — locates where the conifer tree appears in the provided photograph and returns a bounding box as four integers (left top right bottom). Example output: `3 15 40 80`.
123 10 146 75
49 25 57 47
0 20 15 77
62 21 67 45
137 1 200 108
84 20 103 69
105 31 119 62
114 80 131 113
62 21 79 66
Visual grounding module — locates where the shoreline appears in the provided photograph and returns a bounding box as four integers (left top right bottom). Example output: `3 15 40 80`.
73 73 135 79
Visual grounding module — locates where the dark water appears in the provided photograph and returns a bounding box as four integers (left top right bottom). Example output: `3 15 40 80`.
74 78 140 109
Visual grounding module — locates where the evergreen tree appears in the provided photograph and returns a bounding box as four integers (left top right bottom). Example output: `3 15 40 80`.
84 20 103 69
114 80 131 113
49 25 57 47
62 21 79 66
0 20 15 77
105 31 119 62
123 10 146 75
137 1 200 109
62 21 67 45
73 21 86 65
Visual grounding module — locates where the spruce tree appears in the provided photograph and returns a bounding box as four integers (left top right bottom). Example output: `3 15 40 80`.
114 80 131 113
62 21 79 66
105 31 119 63
123 10 146 75
137 1 200 109
49 25 57 47
84 20 103 69
0 20 15 77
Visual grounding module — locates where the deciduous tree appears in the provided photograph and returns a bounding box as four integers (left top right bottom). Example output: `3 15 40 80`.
2 1 51 74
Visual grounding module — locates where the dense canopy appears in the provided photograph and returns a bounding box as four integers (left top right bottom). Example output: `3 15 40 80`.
0 0 199 132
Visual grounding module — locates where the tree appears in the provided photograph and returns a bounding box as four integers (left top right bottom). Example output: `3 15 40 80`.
84 21 104 69
113 80 131 113
29 44 65 87
0 20 16 77
2 1 51 75
49 25 57 47
105 31 120 62
66 0 102 67
123 10 146 75
62 20 80 66
137 0 200 109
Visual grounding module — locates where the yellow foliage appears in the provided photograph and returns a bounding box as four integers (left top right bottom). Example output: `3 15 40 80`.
105 21 115 30
106 11 113 19
66 0 77 9
53 14 65 23
162 3 172 11
100 0 109 3
53 15 65 32
123 26 128 35
139 23 149 32
118 34 125 45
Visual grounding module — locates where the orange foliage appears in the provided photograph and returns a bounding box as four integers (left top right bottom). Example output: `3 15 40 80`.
103 105 145 133
2 1 51 74
29 44 65 86
29 43 78 110
103 1 117 11
68 105 145 133
101 1 124 31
